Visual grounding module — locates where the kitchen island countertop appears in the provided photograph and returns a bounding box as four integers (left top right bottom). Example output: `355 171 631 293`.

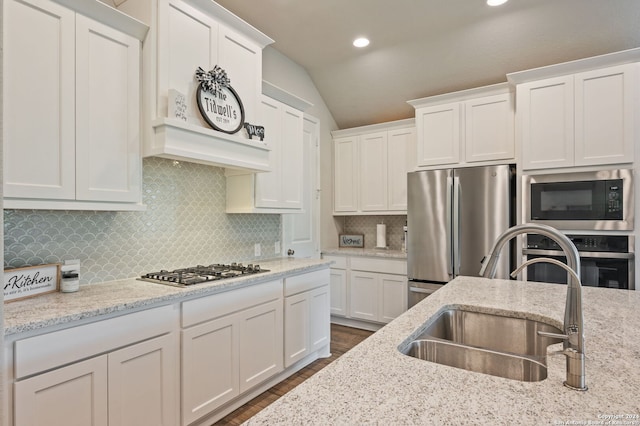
3 257 330 335
245 276 640 425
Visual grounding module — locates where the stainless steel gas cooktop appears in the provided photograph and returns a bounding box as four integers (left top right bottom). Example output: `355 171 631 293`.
139 263 268 287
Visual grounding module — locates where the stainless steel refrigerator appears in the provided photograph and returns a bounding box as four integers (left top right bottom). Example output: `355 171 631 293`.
407 165 515 306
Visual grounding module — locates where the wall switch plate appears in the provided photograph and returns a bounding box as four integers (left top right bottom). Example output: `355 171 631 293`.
254 243 261 257
274 241 280 254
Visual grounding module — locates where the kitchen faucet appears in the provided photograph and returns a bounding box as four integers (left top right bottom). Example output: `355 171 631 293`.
479 223 587 391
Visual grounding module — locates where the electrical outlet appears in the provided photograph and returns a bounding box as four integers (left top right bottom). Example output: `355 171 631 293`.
274 241 281 254
254 243 261 257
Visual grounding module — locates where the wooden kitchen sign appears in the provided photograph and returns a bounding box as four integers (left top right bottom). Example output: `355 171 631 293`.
4 264 60 302
195 66 245 134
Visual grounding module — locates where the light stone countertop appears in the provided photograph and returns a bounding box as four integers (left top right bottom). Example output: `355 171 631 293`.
322 248 407 259
3 258 330 335
245 276 640 425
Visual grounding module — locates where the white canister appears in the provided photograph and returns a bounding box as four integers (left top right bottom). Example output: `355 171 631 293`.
61 272 80 293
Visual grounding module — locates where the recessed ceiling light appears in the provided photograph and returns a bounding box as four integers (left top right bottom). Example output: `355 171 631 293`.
353 37 370 48
487 0 508 5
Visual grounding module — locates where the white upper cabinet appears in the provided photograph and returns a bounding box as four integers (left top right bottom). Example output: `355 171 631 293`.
414 102 461 166
574 65 636 166
517 76 574 169
509 52 639 170
117 0 274 172
359 131 388 211
333 119 416 215
333 136 359 213
3 0 147 211
75 16 142 204
409 83 515 169
225 84 311 213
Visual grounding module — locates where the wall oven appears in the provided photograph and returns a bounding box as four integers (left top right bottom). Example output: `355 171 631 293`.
524 169 634 230
523 234 634 290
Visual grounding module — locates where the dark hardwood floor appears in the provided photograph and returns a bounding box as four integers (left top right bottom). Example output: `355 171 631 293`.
214 324 374 425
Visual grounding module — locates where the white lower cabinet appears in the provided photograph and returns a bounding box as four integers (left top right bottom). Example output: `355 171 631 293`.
8 269 332 426
15 356 108 426
12 306 179 426
349 271 407 324
323 254 408 326
329 268 348 317
284 270 330 368
181 280 283 425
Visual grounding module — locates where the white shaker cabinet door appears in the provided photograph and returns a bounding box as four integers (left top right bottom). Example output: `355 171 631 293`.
14 356 108 426
329 268 348 317
279 105 304 209
255 96 283 208
574 64 637 166
464 93 514 163
349 271 378 322
3 0 76 200
359 131 388 211
182 315 239 426
108 334 179 426
334 136 359 212
415 102 461 167
284 291 310 367
379 273 408 324
75 15 142 203
158 0 218 122
518 75 574 170
238 300 284 393
387 127 416 211
218 26 262 125
308 285 330 352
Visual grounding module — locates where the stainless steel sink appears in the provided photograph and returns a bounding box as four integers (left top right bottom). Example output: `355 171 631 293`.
400 307 563 382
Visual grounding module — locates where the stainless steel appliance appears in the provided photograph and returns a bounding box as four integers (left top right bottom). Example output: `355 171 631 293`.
139 263 268 288
524 169 634 230
523 234 634 290
407 165 515 307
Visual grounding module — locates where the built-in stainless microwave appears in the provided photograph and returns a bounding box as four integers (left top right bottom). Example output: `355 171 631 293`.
524 169 634 231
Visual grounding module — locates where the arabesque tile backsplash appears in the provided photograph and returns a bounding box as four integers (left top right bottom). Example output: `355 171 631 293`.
339 215 407 250
4 158 281 284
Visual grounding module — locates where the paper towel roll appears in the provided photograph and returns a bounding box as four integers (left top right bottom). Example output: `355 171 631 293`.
376 223 386 248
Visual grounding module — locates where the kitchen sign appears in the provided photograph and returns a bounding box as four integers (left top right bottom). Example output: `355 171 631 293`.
339 234 365 248
4 264 60 302
195 66 245 134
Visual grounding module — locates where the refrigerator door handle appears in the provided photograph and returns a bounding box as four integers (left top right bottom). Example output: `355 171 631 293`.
446 176 453 277
453 176 461 276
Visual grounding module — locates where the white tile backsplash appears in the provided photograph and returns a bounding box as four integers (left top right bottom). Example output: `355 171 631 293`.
4 158 281 284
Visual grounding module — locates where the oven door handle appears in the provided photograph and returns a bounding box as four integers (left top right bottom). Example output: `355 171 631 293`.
523 248 635 260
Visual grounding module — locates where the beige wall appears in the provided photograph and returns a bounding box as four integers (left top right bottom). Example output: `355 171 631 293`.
262 47 342 249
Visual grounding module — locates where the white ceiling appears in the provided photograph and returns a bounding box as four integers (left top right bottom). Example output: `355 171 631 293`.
215 0 640 129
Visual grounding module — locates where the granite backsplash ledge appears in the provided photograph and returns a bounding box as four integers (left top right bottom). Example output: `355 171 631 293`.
4 157 281 285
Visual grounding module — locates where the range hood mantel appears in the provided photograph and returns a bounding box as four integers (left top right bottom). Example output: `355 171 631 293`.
146 118 271 172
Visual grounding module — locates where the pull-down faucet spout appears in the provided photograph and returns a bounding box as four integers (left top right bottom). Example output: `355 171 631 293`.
480 223 587 391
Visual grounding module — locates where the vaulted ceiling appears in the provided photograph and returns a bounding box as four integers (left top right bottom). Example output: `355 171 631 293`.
214 0 640 129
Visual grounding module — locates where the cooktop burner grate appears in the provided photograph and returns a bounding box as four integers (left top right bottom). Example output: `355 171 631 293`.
139 263 268 287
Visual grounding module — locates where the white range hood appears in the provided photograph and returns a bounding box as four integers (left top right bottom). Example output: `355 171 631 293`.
147 118 271 172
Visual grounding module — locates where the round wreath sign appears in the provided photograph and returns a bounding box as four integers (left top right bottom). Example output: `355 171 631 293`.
195 66 245 134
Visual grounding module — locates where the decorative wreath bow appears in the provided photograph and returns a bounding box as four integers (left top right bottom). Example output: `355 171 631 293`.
195 66 231 94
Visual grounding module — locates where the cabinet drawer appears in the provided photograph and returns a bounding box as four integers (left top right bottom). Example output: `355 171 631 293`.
284 269 330 297
14 305 177 379
350 257 407 275
322 255 347 269
182 279 282 327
